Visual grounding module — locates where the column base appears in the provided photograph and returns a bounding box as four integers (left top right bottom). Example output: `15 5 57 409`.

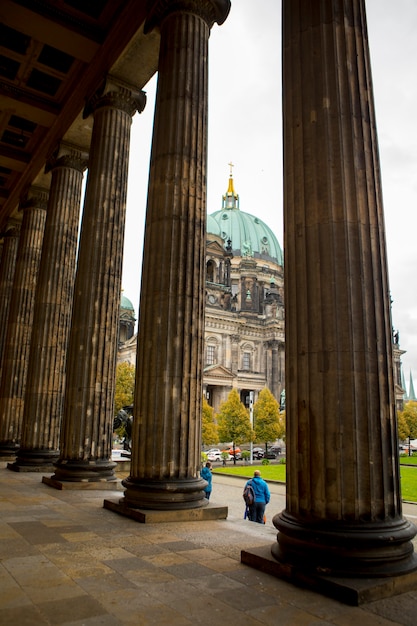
0 454 16 462
121 475 209 510
45 458 117 487
273 510 417 578
103 497 228 523
0 443 19 458
9 462 55 473
8 448 59 472
241 544 417 606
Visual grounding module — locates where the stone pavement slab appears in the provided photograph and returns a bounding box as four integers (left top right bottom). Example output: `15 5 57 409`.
0 463 416 625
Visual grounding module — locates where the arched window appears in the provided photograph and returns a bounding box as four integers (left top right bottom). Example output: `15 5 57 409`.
206 344 216 365
242 351 251 370
206 260 215 282
241 342 255 371
206 337 219 366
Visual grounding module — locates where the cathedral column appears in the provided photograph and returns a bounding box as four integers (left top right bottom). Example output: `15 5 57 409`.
118 0 231 511
268 339 279 400
9 144 87 472
0 187 48 456
46 78 146 485
269 0 416 581
0 220 21 371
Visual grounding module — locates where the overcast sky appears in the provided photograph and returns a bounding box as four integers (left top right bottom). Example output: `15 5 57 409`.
122 0 417 395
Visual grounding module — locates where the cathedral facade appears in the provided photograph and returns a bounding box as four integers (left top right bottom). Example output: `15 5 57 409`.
118 172 285 413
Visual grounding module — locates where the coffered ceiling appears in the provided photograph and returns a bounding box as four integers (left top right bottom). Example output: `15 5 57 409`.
0 0 159 230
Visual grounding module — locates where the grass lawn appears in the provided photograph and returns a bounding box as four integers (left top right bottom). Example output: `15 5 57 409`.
214 462 417 502
213 462 286 482
400 455 417 466
400 466 417 501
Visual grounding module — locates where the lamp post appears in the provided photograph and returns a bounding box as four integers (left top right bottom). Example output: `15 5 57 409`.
249 391 254 464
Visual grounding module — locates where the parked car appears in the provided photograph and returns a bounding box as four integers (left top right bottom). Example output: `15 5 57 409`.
205 448 231 461
252 447 264 460
222 447 241 460
205 448 222 461
264 449 277 459
264 446 282 459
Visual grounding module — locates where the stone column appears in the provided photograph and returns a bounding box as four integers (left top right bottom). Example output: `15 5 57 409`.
272 0 416 579
119 0 231 511
268 339 279 400
9 144 87 472
0 188 48 456
46 78 146 486
0 220 21 371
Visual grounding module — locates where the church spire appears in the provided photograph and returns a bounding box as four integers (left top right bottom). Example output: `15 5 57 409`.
409 371 417 401
222 162 239 210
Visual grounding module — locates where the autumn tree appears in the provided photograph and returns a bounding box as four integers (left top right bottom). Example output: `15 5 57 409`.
114 361 135 416
253 387 285 455
216 389 253 463
202 397 218 446
398 401 417 456
397 411 409 442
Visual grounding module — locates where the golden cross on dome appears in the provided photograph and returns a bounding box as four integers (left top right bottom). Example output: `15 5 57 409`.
228 161 234 176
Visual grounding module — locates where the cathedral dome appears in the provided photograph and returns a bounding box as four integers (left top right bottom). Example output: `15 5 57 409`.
121 294 135 312
207 171 283 265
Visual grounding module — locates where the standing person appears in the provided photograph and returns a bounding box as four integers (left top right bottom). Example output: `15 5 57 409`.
245 469 270 523
201 461 212 500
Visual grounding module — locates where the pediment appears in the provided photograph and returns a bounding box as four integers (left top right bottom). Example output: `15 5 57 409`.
206 239 227 256
203 364 235 379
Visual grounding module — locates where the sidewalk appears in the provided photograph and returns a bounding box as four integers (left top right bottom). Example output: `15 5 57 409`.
1 463 416 625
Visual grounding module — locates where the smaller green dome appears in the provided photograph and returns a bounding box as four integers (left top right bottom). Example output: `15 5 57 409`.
121 294 135 311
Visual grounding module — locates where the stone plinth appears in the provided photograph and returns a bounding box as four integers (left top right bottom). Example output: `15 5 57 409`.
242 545 417 606
42 476 121 491
103 498 228 524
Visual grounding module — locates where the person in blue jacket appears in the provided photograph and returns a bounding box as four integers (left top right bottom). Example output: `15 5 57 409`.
245 469 270 523
201 461 213 500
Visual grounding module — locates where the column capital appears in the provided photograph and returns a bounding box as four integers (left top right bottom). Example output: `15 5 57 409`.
19 186 49 213
145 0 231 32
267 339 280 350
45 142 89 174
1 218 21 239
84 75 146 119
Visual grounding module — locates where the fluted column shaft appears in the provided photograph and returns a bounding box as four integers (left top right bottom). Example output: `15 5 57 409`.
122 0 230 511
0 188 48 456
51 79 146 483
10 145 87 470
273 0 416 576
0 221 20 372
269 340 280 399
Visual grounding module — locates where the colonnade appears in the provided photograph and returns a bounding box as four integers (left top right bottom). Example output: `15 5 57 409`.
0 0 416 596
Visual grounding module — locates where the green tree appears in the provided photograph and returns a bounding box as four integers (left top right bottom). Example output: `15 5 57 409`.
253 387 285 455
202 397 218 445
114 361 135 416
216 389 253 463
398 401 417 456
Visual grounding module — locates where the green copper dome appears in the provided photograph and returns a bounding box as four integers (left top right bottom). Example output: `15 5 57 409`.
121 294 135 311
207 173 283 266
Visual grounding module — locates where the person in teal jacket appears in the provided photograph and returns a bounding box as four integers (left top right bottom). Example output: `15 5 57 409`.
201 461 212 500
245 469 270 523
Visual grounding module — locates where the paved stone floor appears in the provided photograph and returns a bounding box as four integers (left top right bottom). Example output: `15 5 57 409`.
1 461 417 625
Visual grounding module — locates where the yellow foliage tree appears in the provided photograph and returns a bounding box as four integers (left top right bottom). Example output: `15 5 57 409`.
253 387 284 454
397 401 417 454
114 361 135 416
202 397 218 445
216 389 253 460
